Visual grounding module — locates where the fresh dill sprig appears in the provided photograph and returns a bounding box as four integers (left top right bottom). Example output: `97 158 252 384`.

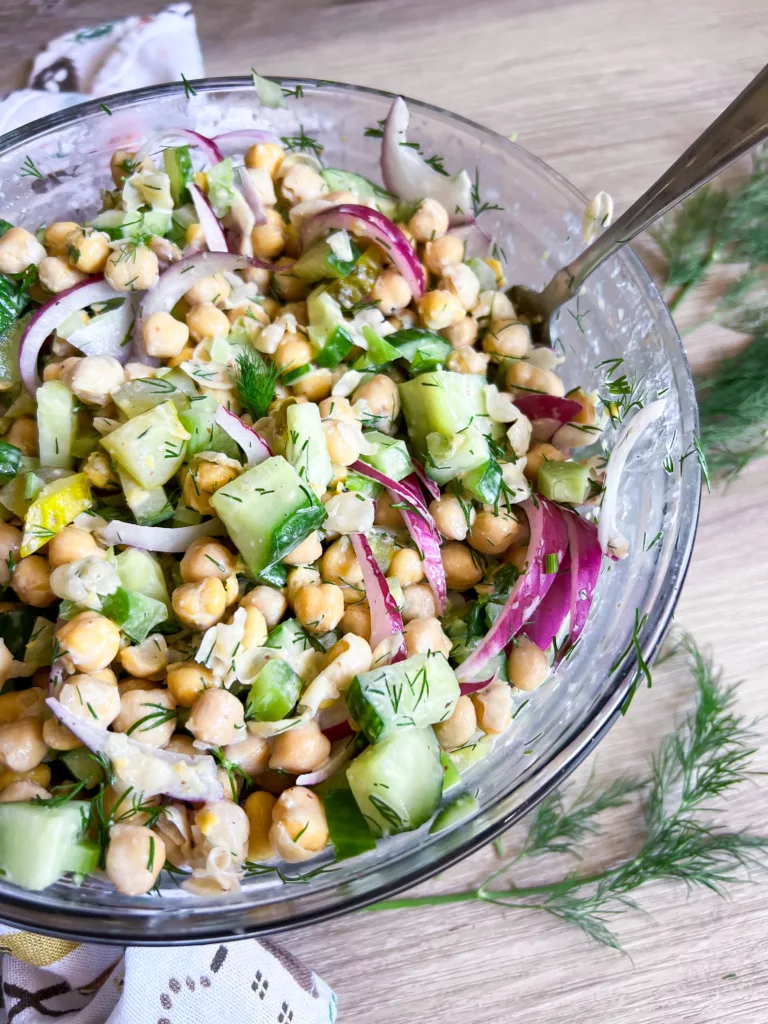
20 155 43 180
233 348 281 421
181 73 197 99
368 634 768 954
280 126 323 157
470 169 503 217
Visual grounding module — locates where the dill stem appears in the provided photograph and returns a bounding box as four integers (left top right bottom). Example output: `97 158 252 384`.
668 278 695 313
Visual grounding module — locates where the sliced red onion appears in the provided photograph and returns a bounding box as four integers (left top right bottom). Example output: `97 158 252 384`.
237 166 268 227
188 183 229 253
399 504 446 616
563 510 602 653
317 699 351 732
47 697 223 802
412 458 440 502
135 128 224 164
458 678 495 695
323 720 354 743
350 461 432 521
523 552 572 652
212 129 280 155
456 498 568 682
20 278 121 393
350 533 406 658
67 296 136 363
381 97 473 225
513 395 584 443
301 204 425 299
296 735 358 786
598 399 667 560
213 406 271 466
98 517 227 553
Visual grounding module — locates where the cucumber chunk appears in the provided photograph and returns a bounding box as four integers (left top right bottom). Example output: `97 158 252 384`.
293 238 360 281
210 455 327 580
100 586 168 642
346 727 443 836
285 402 333 494
179 395 241 460
163 145 194 206
461 457 502 504
387 328 452 373
101 400 190 489
440 750 462 792
449 735 495 773
115 547 172 613
318 769 377 860
537 461 589 504
112 376 191 418
465 257 497 291
36 380 76 469
359 431 413 481
346 652 460 743
61 747 104 788
351 327 401 371
0 801 97 890
245 659 301 722
429 792 479 833
314 325 354 369
319 168 399 219
118 469 173 526
425 428 490 486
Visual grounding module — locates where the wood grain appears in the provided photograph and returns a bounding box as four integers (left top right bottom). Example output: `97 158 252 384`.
3 1 768 1020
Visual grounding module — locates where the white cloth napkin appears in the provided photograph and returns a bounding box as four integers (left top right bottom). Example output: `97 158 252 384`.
0 10 337 1021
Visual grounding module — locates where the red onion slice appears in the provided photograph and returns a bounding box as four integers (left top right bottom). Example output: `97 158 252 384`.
523 552 572 653
66 296 136 363
350 533 406 658
237 166 268 228
213 129 280 154
459 678 495 695
399 505 447 615
135 128 224 164
19 278 121 393
350 461 432 522
98 517 227 553
381 97 473 225
296 735 358 786
188 183 229 253
411 458 440 502
301 204 425 299
512 395 584 443
456 498 568 682
213 406 272 467
563 510 602 653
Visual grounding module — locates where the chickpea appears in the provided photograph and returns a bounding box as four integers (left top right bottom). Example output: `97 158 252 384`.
283 531 323 567
240 585 287 629
505 360 565 397
389 547 425 588
166 733 197 756
0 687 44 724
429 494 475 542
142 311 190 359
508 636 550 691
172 577 227 631
339 602 371 640
57 674 121 729
286 566 321 607
418 290 465 330
5 416 38 456
471 683 513 735
292 367 333 403
104 244 159 292
273 259 309 303
440 264 480 311
38 256 87 294
321 536 364 604
503 544 529 574
442 316 478 350
12 556 55 607
446 347 490 375
0 525 22 584
82 450 119 491
441 542 483 590
180 538 236 583
182 460 239 516
224 733 269 776
56 611 120 672
124 361 159 380
469 510 521 556
0 764 50 793
280 163 328 206
434 694 477 751
112 687 177 747
0 227 46 275
352 375 400 428
552 388 599 448
322 419 360 466
185 223 206 249
187 688 245 746
269 719 331 774
0 780 50 802
0 717 47 772
42 717 81 751
183 273 231 308
228 300 269 329
483 320 532 359
63 354 124 406
110 149 139 185
185 302 229 343
106 823 166 896
523 442 566 481
245 142 285 178
120 634 167 680
48 526 104 569
274 334 312 374
251 208 286 261
64 227 110 274
404 617 452 658
424 234 464 274
245 790 277 861
294 583 345 633
371 270 412 315
408 199 449 242
194 801 249 861
401 582 437 622
270 786 328 862
43 221 80 257
318 395 357 424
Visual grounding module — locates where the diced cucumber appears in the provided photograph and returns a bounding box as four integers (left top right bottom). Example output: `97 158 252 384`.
158 367 200 396
36 381 75 469
112 375 191 418
70 430 101 461
179 395 241 460
386 575 404 610
465 257 497 291
315 325 354 369
24 471 42 501
359 431 413 482
0 606 36 660
440 750 462 791
368 530 394 572
537 461 589 504
0 801 98 890
89 209 172 239
282 363 310 386
307 287 347 350
345 470 382 500
286 402 333 493
399 370 493 462
61 747 103 788
387 328 452 374
0 312 25 391
101 401 190 489
426 427 490 486
265 617 315 656
117 468 173 526
346 652 460 743
346 727 443 836
351 327 401 371
461 457 502 504
245 659 301 722
326 248 382 310
0 220 12 238
210 456 327 580
449 734 495 773
163 145 194 206
319 168 399 219
207 158 235 218
100 586 168 642
429 792 479 833
115 547 172 613
292 238 360 282
317 767 378 860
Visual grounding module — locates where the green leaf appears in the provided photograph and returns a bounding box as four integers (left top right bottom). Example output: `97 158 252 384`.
0 441 22 479
717 147 768 265
651 184 727 288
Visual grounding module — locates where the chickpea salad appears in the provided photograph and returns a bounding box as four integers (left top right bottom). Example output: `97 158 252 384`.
0 96 657 898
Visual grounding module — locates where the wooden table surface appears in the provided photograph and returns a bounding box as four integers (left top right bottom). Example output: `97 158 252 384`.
3 1 768 1020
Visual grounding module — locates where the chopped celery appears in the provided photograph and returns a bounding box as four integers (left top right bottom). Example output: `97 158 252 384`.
36 381 76 469
537 461 589 504
101 401 190 489
245 660 301 722
21 473 92 557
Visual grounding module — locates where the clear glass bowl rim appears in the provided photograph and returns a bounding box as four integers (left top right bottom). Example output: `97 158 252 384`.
0 77 701 943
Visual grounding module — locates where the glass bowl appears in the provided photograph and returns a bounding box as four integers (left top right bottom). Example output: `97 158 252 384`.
0 78 700 944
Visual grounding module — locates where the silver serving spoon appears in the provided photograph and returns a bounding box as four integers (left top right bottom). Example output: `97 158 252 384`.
509 62 768 347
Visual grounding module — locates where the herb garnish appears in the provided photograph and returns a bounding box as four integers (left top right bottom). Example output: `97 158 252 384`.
280 126 323 157
233 348 280 421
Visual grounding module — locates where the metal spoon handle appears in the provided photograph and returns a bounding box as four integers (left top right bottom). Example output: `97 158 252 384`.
557 61 768 300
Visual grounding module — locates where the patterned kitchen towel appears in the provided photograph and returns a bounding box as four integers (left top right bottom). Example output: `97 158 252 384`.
0 924 337 1023
0 2 204 136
